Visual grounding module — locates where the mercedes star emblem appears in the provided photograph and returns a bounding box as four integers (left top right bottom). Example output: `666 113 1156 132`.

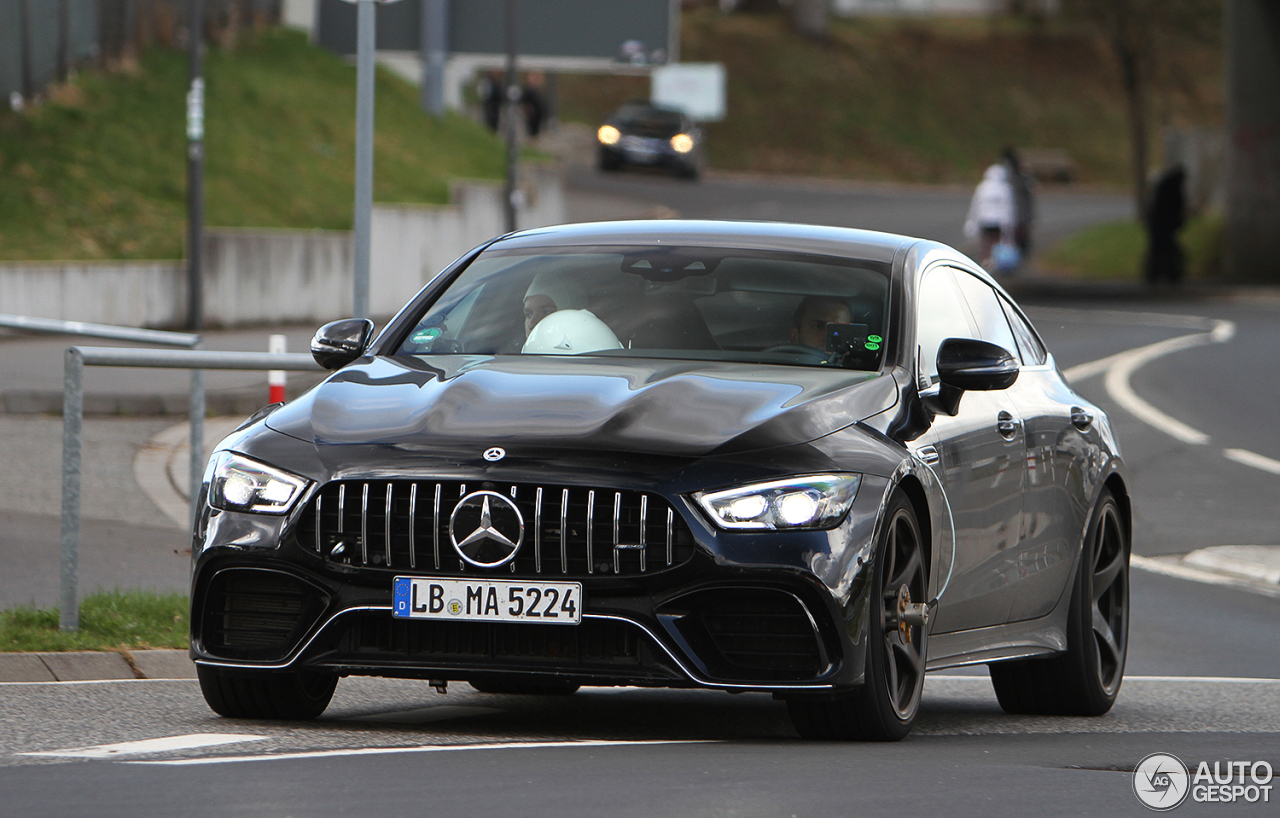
483 447 506 462
448 491 524 568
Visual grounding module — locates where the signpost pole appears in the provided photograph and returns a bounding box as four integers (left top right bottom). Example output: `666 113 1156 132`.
353 0 376 320
421 0 447 116
503 0 518 233
187 0 205 332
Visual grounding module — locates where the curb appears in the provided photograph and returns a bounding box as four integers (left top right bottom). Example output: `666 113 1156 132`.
0 649 195 683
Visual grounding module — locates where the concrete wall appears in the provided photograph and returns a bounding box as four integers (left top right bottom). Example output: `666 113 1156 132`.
1226 0 1280 281
0 166 564 328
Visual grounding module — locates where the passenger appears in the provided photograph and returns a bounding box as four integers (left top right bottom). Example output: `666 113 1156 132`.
791 296 851 351
523 272 587 338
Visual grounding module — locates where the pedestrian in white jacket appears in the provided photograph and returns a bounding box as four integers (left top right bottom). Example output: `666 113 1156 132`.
964 164 1016 270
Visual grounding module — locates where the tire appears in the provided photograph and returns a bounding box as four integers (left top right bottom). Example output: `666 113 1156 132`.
787 491 928 741
989 487 1129 716
469 677 580 696
197 664 337 720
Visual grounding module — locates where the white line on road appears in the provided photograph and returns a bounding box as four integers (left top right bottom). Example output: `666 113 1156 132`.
929 674 1280 684
1132 554 1280 600
20 733 266 759
1223 448 1280 475
1099 321 1234 445
127 739 716 766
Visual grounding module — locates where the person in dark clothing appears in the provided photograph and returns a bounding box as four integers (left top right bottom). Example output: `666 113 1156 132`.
1145 165 1187 286
522 72 546 138
481 71 502 132
1002 147 1035 256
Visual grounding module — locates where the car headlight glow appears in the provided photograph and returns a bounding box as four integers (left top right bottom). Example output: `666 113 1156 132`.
598 125 621 145
670 133 695 153
208 452 309 515
693 474 861 530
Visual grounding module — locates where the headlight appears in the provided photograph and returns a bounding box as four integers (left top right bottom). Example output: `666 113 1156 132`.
598 125 621 145
693 474 861 530
670 133 695 153
208 452 309 515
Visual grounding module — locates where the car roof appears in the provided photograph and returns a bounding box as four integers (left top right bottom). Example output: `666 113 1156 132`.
491 220 920 266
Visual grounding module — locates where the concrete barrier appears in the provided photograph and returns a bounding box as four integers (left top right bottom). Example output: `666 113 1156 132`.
0 166 564 328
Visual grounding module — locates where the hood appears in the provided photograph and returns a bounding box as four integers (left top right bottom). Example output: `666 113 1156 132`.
265 355 899 458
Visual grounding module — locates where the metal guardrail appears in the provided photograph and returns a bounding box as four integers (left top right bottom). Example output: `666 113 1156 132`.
0 313 201 348
60 346 324 631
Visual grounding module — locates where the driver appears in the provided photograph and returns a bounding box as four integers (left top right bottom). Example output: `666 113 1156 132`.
791 296 851 351
524 272 587 338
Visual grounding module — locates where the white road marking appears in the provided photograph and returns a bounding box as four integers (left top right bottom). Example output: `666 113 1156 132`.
1132 554 1280 600
0 678 193 687
1057 316 1280 471
20 733 266 759
1100 323 1234 445
1224 448 1280 475
927 674 1280 684
128 739 716 766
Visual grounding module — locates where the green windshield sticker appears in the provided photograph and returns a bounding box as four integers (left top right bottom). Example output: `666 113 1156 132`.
864 342 881 351
868 334 883 343
411 328 442 344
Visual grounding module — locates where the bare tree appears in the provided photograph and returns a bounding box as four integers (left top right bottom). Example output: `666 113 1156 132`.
1065 0 1221 218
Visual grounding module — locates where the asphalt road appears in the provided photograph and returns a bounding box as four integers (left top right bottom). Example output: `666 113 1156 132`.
1 171 1277 816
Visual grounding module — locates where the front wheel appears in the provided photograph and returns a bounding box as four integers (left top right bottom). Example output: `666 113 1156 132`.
989 487 1129 715
197 664 337 720
788 491 928 741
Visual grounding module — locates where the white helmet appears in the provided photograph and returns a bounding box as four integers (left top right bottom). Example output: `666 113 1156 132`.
521 309 622 355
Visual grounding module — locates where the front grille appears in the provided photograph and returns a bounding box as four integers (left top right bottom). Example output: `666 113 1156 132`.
338 613 642 667
200 569 324 661
295 480 696 578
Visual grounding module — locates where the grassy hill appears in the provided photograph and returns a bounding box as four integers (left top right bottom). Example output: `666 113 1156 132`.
0 29 506 261
559 10 1223 187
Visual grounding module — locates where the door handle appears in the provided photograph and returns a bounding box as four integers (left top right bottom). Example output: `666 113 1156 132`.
1071 407 1094 430
996 411 1022 439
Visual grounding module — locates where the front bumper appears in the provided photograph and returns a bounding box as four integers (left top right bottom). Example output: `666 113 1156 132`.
190 474 889 693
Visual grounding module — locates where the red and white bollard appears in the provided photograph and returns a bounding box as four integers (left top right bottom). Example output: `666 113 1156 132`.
268 334 286 404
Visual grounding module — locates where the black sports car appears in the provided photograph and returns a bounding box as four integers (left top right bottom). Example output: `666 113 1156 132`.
597 102 703 179
191 220 1131 741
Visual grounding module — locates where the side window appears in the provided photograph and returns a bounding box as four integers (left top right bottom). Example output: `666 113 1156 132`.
917 267 975 386
951 270 1019 358
999 297 1048 366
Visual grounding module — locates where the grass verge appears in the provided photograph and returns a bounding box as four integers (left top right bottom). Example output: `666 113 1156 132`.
0 28 506 261
1040 214 1224 280
1 590 189 652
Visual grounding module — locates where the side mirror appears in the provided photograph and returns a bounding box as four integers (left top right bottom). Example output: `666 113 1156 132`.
311 318 375 370
932 338 1019 415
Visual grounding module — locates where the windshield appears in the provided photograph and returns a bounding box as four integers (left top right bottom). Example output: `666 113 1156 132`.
394 245 891 371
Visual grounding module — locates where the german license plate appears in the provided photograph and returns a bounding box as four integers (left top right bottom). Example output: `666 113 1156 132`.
392 577 582 625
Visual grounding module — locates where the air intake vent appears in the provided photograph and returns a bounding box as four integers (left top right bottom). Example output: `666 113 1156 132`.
664 588 827 682
200 569 324 661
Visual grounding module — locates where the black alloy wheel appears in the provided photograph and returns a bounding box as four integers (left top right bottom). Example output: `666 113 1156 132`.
989 487 1129 716
197 665 337 720
788 491 928 741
